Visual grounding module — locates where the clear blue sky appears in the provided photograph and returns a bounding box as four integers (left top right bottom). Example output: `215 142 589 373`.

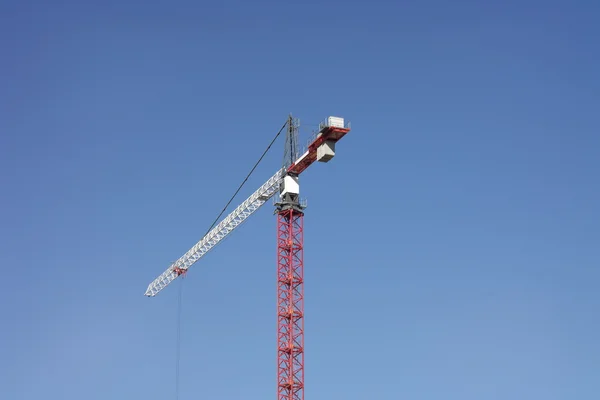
1 1 598 399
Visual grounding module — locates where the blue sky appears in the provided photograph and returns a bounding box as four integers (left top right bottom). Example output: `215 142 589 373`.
1 0 598 399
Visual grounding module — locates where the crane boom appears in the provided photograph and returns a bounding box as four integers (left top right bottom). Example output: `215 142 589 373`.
144 167 285 296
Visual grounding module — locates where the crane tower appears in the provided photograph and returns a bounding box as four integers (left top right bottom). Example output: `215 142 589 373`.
144 115 351 400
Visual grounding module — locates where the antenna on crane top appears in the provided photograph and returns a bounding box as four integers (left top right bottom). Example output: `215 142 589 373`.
283 114 299 170
278 114 303 211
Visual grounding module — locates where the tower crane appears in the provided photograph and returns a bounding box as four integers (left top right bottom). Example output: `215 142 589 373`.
145 115 351 400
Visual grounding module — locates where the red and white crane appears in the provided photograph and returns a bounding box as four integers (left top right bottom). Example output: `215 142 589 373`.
145 115 351 400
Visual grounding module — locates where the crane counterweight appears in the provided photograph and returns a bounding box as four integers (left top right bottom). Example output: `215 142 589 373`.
287 117 350 175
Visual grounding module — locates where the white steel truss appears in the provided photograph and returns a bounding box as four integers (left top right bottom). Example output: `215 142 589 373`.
145 168 285 297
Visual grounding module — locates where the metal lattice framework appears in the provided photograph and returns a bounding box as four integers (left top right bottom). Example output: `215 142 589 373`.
277 209 304 400
144 168 285 297
144 115 351 400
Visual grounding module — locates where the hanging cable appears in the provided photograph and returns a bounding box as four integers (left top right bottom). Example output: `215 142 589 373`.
175 275 184 400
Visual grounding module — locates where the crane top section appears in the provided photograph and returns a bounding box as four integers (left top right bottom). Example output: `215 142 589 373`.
287 116 351 176
144 115 350 297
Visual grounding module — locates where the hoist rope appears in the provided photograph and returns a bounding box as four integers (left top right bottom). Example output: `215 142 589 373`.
175 276 184 400
174 118 289 399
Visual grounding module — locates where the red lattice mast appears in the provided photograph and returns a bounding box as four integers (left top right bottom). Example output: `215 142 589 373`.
276 207 304 400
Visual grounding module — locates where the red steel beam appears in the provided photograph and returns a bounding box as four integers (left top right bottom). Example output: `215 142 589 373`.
277 209 305 400
287 126 350 175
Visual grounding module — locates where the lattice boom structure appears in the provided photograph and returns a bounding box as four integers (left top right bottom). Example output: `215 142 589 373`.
144 168 285 296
